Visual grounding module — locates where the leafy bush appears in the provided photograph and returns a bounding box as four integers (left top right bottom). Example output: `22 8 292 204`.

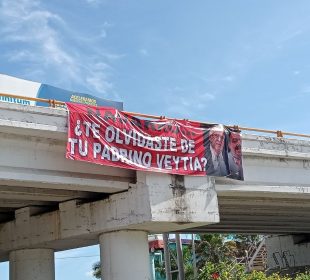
295 271 310 280
198 261 246 280
198 261 310 280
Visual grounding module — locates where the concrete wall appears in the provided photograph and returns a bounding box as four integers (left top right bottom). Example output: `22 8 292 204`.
266 235 310 270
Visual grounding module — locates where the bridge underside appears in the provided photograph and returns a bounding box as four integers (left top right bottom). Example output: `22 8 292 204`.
192 193 310 234
1 185 309 235
0 103 310 230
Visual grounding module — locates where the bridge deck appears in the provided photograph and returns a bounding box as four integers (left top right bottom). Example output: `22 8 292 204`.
0 102 310 235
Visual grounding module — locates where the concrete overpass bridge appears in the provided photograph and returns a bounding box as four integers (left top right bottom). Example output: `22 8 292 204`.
0 102 310 279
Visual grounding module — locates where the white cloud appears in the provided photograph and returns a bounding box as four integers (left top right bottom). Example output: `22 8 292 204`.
222 75 235 82
99 21 113 38
165 87 216 117
301 85 310 93
139 48 149 56
100 29 107 38
102 53 126 60
84 0 106 5
85 270 94 277
200 92 215 101
6 50 37 62
199 74 236 84
85 62 114 95
281 85 310 102
0 0 77 79
86 73 113 94
0 0 120 99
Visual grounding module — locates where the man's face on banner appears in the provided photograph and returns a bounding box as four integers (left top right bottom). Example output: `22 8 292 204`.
209 129 225 156
229 132 242 159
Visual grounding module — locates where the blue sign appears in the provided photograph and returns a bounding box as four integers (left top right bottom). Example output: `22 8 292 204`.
36 84 123 110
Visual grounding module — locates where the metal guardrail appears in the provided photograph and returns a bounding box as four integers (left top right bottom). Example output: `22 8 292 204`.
1 92 310 139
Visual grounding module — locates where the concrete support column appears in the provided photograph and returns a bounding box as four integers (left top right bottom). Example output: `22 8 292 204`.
99 230 151 280
9 249 54 280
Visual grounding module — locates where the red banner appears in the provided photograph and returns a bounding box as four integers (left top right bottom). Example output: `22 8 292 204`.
66 103 243 180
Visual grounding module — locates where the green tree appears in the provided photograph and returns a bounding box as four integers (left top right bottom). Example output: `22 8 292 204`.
92 261 101 279
195 234 236 268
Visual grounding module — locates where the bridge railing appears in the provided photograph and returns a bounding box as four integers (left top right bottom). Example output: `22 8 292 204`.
0 91 309 139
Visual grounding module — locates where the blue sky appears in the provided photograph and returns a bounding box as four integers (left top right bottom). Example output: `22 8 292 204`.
0 245 100 279
1 0 310 279
1 0 310 132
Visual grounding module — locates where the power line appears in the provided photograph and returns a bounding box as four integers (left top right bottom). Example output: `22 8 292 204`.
56 255 99 260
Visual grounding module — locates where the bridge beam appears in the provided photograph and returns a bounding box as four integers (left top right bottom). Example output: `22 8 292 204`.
0 172 219 260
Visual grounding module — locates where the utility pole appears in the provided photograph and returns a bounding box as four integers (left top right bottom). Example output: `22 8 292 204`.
163 233 172 280
175 233 185 280
192 234 198 279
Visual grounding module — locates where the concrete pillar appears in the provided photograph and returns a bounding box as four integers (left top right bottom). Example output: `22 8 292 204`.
99 230 151 280
9 249 54 280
